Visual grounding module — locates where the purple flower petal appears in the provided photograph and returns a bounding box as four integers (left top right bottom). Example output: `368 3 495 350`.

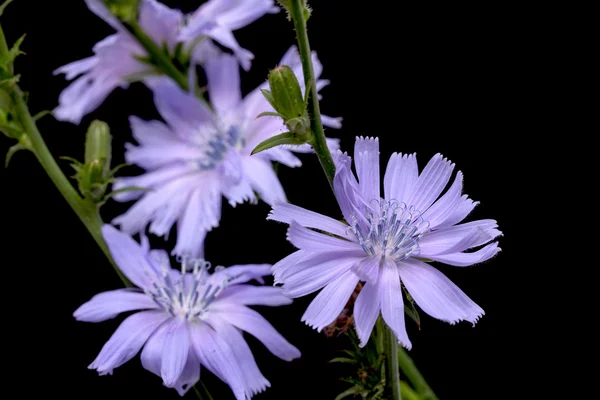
101 225 157 289
406 153 455 213
351 256 381 283
140 320 167 378
139 0 183 49
268 203 352 239
112 164 196 202
161 318 190 387
422 171 464 229
271 250 309 284
435 195 480 229
354 280 381 347
241 156 286 206
207 316 270 397
279 251 364 298
321 115 343 129
85 0 123 30
217 285 293 307
74 288 159 322
425 242 501 267
354 137 380 202
380 260 411 349
190 322 247 400
212 264 271 285
205 26 254 71
173 180 223 258
147 77 216 138
333 151 366 225
301 270 360 332
419 219 502 256
287 221 362 253
205 54 242 116
213 305 301 362
398 259 484 325
383 153 418 204
174 347 201 396
89 310 170 375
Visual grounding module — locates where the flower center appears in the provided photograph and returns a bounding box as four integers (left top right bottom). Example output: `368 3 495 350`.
144 257 234 321
195 125 244 170
350 200 430 261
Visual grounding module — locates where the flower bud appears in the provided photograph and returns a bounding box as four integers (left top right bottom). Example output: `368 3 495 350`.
84 120 112 180
102 0 139 22
268 65 305 121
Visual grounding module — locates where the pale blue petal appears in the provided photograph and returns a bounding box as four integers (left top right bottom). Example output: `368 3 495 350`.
190 322 247 400
301 270 360 332
112 164 196 202
354 279 381 347
398 259 484 325
435 195 480 229
419 220 502 256
267 202 352 239
241 156 286 206
139 0 183 50
351 256 381 283
161 318 190 387
425 242 501 267
212 264 271 285
422 171 464 229
406 153 455 213
380 260 411 349
214 305 301 361
384 153 418 204
101 225 157 289
354 136 380 202
89 310 170 375
205 54 242 116
74 289 158 322
217 285 293 307
287 221 362 252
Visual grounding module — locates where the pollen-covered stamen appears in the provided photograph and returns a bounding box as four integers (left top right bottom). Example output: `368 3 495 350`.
143 256 235 321
351 200 430 261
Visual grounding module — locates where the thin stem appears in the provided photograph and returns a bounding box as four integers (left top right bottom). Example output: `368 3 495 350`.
289 0 336 188
8 84 130 286
127 21 190 91
398 347 439 400
193 382 214 400
384 324 402 400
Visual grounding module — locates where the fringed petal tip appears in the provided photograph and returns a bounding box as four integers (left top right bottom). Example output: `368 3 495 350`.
355 135 379 143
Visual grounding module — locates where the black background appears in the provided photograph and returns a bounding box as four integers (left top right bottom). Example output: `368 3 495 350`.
1 1 530 399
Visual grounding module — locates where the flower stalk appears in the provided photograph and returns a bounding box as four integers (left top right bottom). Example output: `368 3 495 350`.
398 347 439 400
288 0 335 187
384 324 402 400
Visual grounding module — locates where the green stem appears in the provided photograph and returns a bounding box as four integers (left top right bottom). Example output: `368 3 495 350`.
8 84 130 287
398 348 439 400
289 0 336 188
127 21 190 91
193 382 214 400
384 325 402 400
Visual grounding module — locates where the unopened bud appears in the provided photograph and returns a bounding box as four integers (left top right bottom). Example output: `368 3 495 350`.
85 120 112 177
268 66 305 120
102 0 139 22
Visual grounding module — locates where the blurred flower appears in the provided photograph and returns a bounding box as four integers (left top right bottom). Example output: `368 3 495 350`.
75 225 300 398
269 137 501 348
112 47 340 258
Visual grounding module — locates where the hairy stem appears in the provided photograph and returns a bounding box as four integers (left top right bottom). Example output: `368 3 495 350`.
289 0 336 187
398 348 439 400
384 324 403 400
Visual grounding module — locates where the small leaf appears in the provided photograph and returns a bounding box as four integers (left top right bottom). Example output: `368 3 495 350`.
8 34 26 62
260 89 276 110
255 111 282 119
0 74 19 88
0 0 13 17
334 385 364 400
59 156 83 167
33 110 51 121
251 131 308 155
329 357 358 364
5 142 27 167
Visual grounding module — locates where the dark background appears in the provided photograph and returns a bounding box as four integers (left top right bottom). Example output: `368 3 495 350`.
1 1 530 399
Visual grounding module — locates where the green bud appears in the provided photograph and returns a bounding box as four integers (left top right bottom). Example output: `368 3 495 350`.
268 65 305 120
85 120 112 176
102 0 139 22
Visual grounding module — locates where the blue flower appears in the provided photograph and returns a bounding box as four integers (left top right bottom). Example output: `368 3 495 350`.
75 225 300 398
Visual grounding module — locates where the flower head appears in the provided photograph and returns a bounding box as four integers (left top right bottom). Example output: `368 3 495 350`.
54 0 183 124
54 0 277 124
112 47 340 258
268 137 501 348
75 225 300 398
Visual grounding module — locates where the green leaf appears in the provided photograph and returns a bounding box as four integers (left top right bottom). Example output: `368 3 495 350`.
251 131 308 155
334 385 364 400
329 357 358 364
0 73 19 88
255 111 282 119
8 34 25 62
0 0 13 17
260 89 276 110
33 110 51 121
